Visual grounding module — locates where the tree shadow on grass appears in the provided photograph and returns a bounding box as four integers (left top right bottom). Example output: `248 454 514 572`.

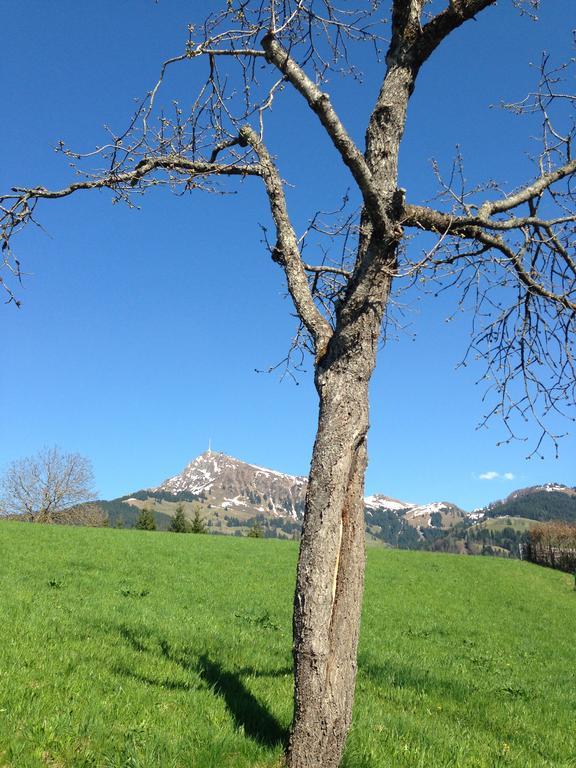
112 622 289 749
113 662 198 692
197 654 289 748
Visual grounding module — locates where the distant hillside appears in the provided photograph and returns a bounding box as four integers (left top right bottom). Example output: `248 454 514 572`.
119 489 205 504
362 485 576 557
427 486 576 559
100 500 173 530
63 500 173 531
484 485 576 523
364 498 468 549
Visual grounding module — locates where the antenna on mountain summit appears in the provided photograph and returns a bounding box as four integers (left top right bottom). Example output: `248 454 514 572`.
207 438 212 454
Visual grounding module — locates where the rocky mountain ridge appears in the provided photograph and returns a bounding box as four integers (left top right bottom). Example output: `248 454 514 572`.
147 450 307 519
126 451 574 532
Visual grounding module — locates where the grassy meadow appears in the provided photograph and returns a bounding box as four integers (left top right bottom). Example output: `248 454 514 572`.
473 516 536 533
0 522 574 768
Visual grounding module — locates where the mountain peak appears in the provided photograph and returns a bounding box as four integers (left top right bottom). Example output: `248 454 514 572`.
151 451 307 518
364 493 412 512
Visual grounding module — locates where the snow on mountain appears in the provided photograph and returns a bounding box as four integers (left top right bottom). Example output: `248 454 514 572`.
364 494 412 512
150 452 424 522
403 501 467 529
363 494 467 529
151 450 307 519
409 502 446 519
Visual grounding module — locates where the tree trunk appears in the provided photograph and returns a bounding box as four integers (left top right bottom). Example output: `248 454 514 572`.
285 30 412 762
287 302 383 768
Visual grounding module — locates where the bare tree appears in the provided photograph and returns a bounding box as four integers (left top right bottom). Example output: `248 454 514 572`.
0 446 97 523
1 2 575 766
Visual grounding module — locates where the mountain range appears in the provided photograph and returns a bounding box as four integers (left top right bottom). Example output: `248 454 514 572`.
93 451 575 552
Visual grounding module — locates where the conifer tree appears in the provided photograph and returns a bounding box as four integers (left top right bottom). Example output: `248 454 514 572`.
135 506 156 531
190 506 207 534
248 521 264 539
169 503 190 533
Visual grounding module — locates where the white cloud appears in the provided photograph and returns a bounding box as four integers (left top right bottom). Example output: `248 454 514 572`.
479 471 515 481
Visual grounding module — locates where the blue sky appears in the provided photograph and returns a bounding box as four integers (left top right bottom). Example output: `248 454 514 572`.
2 0 574 511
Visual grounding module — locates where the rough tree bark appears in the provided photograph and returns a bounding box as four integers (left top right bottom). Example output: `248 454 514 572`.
2 3 575 767
289 284 390 767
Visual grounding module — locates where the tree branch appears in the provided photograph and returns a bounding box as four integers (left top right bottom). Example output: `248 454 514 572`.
261 32 388 231
403 134 576 321
403 203 576 310
7 157 261 203
474 230 576 312
303 263 351 278
239 125 333 355
1 135 334 355
404 202 576 235
477 157 576 218
415 0 497 64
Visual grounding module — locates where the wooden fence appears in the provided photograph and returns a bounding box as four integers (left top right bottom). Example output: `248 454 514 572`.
522 522 576 574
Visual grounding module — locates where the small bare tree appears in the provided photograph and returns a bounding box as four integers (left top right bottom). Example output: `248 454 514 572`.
53 503 109 528
0 446 97 523
1 2 574 766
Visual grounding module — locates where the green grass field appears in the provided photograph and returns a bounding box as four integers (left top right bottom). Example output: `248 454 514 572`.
0 522 574 768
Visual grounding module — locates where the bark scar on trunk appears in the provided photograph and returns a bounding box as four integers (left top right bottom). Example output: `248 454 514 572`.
324 449 358 698
327 428 366 616
326 437 359 667
331 518 343 603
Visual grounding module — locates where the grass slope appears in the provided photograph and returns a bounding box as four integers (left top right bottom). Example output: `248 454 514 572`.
0 523 574 767
472 516 536 533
